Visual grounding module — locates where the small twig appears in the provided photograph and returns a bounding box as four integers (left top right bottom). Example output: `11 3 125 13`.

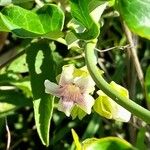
0 50 25 70
95 44 131 53
0 32 8 52
0 40 33 70
122 22 144 88
64 53 84 61
5 117 11 150
0 38 67 70
11 139 23 150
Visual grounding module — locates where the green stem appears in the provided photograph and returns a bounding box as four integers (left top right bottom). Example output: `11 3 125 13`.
85 41 150 124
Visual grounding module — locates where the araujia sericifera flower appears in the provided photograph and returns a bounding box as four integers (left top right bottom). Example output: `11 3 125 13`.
44 64 95 117
93 81 131 122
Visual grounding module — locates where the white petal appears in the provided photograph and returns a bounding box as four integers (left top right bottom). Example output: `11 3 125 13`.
113 105 131 122
59 64 74 85
57 99 74 116
77 94 95 114
97 90 131 122
74 76 95 93
44 80 60 97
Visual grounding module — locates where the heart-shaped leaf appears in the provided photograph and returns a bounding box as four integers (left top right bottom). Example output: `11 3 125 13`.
0 4 64 38
116 0 150 39
0 0 33 6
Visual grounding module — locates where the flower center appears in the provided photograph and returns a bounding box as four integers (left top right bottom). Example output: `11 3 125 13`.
59 84 82 102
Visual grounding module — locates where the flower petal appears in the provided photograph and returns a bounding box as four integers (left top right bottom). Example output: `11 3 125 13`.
57 99 74 116
73 66 88 77
77 94 95 114
74 76 95 93
110 81 129 98
113 105 131 122
109 81 131 122
44 80 60 97
73 66 95 93
59 64 74 85
93 92 116 119
95 90 131 122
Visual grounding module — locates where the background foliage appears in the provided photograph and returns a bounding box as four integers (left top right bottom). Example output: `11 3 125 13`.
0 0 150 149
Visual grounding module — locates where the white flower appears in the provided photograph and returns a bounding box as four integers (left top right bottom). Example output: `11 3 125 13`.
44 64 95 117
94 81 131 122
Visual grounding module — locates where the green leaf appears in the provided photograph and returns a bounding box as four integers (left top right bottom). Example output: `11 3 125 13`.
52 121 77 145
65 31 80 49
71 129 81 150
0 72 32 117
82 114 101 139
71 105 86 120
116 0 150 39
82 137 137 150
13 80 32 98
145 66 150 104
70 0 91 28
136 128 147 150
7 54 28 73
72 130 137 150
70 0 100 40
26 41 56 146
0 72 19 84
89 0 108 23
0 17 10 31
0 72 32 98
0 0 33 6
67 0 107 43
0 4 64 38
0 89 32 117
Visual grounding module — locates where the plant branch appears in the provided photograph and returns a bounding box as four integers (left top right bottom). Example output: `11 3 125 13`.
0 32 8 52
122 22 144 88
0 40 33 70
95 44 130 53
0 50 25 70
85 41 150 124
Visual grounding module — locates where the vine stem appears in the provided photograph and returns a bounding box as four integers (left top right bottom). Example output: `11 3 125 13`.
85 41 150 124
